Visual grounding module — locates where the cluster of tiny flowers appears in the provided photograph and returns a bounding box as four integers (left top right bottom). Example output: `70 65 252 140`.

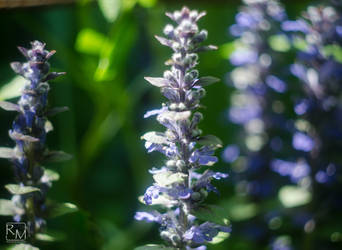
225 0 289 199
0 41 69 239
135 7 230 249
276 2 342 186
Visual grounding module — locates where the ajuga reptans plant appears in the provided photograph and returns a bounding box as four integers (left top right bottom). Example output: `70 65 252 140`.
0 41 76 247
135 7 231 250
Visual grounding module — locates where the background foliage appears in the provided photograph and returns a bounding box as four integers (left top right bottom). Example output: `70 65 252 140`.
1 0 340 249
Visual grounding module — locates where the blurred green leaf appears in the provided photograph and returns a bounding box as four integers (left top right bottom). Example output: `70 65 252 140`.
138 0 157 8
48 202 78 218
323 44 342 63
279 185 312 208
268 34 291 52
35 230 66 242
194 205 230 226
0 199 19 216
0 76 25 101
220 41 236 58
42 169 60 182
75 29 108 55
0 147 14 159
7 244 39 250
197 135 223 148
98 0 121 23
209 231 231 245
135 245 176 250
5 184 40 195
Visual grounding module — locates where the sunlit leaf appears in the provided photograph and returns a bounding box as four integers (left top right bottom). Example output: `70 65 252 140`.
48 202 78 218
0 147 14 159
269 34 291 52
138 0 157 8
153 172 187 187
5 184 40 195
0 76 25 101
7 244 39 250
0 101 20 111
209 231 231 245
98 0 121 23
144 77 169 87
0 199 22 216
42 169 60 182
35 230 65 242
279 185 312 208
220 41 236 58
323 44 342 63
75 29 108 55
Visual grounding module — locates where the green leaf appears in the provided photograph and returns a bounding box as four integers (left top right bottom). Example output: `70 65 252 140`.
279 185 312 208
268 34 291 52
0 101 20 111
195 76 220 87
323 44 342 63
0 147 14 159
42 169 60 182
5 184 40 195
141 132 168 144
144 77 169 87
135 245 176 250
0 76 26 101
197 135 223 148
0 199 22 216
48 202 78 218
35 230 65 242
75 29 108 55
7 244 39 250
220 41 236 58
43 150 72 163
98 0 121 23
194 205 230 226
209 231 231 245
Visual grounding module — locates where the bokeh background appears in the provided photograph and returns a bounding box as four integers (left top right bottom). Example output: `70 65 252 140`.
1 0 340 250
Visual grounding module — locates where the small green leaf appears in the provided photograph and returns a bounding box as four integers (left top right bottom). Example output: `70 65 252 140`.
0 147 14 159
0 76 26 101
195 76 220 87
35 230 65 242
141 132 168 144
209 231 231 245
220 41 236 58
44 120 54 133
48 202 78 218
43 150 72 163
135 245 176 250
138 0 157 8
279 185 312 208
7 244 39 250
42 169 60 182
5 184 40 195
75 29 108 55
197 135 223 148
194 205 230 226
0 199 21 216
268 34 291 52
144 77 169 87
